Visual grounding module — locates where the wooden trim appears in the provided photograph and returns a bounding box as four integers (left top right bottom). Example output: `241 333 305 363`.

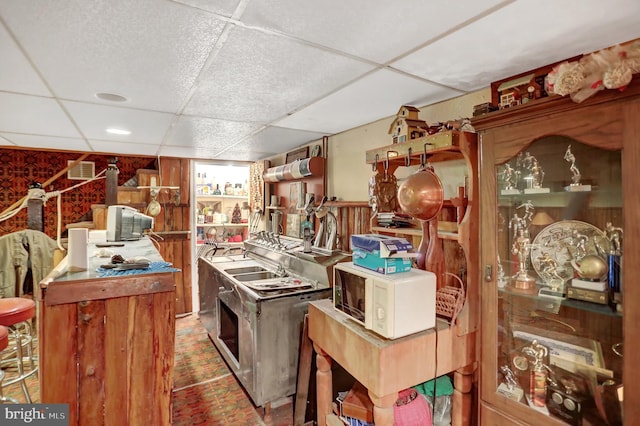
43 274 175 306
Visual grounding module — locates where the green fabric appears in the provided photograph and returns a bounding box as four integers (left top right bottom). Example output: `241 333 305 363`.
413 375 454 397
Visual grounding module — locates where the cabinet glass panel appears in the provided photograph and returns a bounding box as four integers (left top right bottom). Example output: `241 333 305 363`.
495 136 623 424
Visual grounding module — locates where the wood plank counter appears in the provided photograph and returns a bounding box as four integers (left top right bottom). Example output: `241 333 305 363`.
308 299 476 426
37 238 177 426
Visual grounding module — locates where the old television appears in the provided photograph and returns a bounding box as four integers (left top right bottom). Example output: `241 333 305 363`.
106 205 154 241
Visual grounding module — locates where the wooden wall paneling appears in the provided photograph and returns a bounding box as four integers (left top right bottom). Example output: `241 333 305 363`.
104 296 131 426
152 291 177 425
39 302 79 425
77 300 106 424
128 293 155 424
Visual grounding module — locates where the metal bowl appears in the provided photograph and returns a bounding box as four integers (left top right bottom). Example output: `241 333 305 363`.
397 168 444 221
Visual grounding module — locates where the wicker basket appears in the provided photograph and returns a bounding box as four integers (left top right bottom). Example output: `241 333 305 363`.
435 273 465 324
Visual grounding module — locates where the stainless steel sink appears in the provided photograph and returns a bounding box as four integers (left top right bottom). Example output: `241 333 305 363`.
224 266 267 275
233 271 279 281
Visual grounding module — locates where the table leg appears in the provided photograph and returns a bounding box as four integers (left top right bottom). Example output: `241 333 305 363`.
452 363 476 426
314 344 332 426
368 391 397 426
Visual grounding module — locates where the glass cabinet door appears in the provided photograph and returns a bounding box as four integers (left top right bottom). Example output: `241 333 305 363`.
493 136 623 425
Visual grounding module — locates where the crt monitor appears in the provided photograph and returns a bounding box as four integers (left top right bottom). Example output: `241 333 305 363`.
106 205 154 241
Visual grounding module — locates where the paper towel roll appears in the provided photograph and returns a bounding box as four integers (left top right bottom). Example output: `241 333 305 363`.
68 228 89 271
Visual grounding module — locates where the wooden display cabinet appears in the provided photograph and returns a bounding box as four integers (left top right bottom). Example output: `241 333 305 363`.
473 79 640 424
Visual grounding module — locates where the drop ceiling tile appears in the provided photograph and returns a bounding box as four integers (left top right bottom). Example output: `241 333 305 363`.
0 24 51 96
62 101 175 143
164 115 262 149
0 133 92 152
275 69 463 134
214 148 274 162
240 0 506 63
392 0 640 91
234 126 326 154
184 25 374 122
0 135 16 146
0 93 81 137
89 139 159 157
172 0 242 17
0 0 226 112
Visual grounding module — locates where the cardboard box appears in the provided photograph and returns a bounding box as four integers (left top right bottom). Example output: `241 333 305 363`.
350 234 415 275
342 382 374 423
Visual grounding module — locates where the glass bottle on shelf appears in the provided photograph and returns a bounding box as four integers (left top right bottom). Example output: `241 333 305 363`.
212 184 222 195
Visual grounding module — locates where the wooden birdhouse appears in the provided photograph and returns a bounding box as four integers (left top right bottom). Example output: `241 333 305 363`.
497 73 541 109
388 105 428 144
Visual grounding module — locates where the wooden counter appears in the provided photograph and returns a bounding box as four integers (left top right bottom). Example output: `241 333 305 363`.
308 299 476 426
38 238 177 426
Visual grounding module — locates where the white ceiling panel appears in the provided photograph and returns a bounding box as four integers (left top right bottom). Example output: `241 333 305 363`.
0 135 16 146
0 23 51 96
89 140 159 157
392 0 640 91
241 0 508 63
0 93 80 137
1 1 638 161
172 0 242 17
229 126 326 155
275 69 463 134
164 116 262 149
0 134 92 152
183 25 375 122
62 101 175 144
0 0 226 112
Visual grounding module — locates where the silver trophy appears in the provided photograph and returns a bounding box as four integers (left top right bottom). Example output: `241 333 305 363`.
501 162 521 194
509 203 536 291
520 152 549 194
564 145 591 191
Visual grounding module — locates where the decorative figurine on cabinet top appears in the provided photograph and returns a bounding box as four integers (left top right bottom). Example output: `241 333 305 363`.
388 105 428 144
564 145 591 192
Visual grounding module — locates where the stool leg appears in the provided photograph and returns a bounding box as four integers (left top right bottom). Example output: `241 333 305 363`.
0 370 19 404
14 331 32 404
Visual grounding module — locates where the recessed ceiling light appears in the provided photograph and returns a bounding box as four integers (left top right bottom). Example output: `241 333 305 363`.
96 92 128 102
106 127 131 136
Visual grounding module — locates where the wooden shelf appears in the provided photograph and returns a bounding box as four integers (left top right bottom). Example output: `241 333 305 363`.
196 222 248 227
370 226 459 241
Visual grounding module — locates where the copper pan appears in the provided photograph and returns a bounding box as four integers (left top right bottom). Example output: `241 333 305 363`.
398 166 445 283
397 166 444 222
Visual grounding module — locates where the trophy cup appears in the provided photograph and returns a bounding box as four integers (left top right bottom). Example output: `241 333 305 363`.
507 204 536 292
564 145 591 192
520 152 550 194
501 162 521 195
536 251 567 298
604 222 623 305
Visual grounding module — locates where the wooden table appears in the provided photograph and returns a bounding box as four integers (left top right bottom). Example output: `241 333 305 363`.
308 299 476 426
38 238 177 426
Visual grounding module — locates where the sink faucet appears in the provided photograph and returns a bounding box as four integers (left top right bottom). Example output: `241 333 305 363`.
276 263 287 277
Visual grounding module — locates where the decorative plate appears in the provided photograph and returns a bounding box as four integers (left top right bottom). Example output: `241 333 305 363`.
529 220 609 282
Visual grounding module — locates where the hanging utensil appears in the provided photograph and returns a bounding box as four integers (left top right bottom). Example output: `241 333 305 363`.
397 142 446 287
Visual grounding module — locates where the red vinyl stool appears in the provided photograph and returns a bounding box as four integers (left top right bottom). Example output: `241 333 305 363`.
0 298 37 403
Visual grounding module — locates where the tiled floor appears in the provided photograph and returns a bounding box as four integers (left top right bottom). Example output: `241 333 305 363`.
172 313 295 426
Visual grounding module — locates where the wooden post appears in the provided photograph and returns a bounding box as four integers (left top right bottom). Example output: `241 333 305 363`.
105 157 119 207
27 182 44 231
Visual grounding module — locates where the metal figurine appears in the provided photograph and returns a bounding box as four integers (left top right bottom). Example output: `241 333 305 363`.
512 227 536 290
516 200 535 229
501 162 520 191
523 152 545 189
571 229 589 261
605 222 624 255
564 145 582 186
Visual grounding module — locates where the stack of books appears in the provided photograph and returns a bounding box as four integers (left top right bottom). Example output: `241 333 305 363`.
375 212 414 228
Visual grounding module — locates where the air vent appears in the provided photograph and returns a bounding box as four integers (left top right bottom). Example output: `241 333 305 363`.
67 161 95 180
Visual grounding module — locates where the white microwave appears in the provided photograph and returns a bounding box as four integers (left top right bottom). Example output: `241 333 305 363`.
333 262 436 339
